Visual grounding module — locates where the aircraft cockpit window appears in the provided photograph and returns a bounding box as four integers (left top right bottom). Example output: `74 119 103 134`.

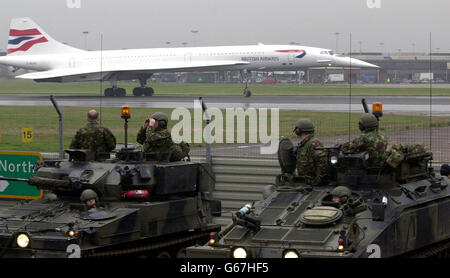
328 50 335 55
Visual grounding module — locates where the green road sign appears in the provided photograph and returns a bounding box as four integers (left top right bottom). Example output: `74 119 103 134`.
0 151 43 199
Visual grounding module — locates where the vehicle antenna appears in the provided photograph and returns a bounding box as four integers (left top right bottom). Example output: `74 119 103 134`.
348 33 352 141
429 32 432 166
100 34 103 126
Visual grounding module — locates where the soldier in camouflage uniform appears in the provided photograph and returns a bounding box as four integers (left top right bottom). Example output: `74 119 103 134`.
294 118 329 185
80 189 98 210
136 112 189 161
341 113 388 167
70 110 116 154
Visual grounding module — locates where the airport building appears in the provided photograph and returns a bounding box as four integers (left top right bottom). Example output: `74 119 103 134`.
307 52 450 84
179 52 450 84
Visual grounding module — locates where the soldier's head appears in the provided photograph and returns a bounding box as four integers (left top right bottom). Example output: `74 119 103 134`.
293 118 315 138
151 112 168 130
441 164 450 178
358 113 378 132
87 110 99 122
331 186 351 203
80 189 98 209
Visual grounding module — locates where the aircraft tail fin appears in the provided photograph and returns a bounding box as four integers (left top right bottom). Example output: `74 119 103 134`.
7 17 84 56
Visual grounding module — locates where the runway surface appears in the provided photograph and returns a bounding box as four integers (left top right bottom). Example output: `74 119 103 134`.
0 94 449 116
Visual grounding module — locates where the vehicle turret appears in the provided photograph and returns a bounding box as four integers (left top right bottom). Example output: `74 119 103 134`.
0 106 221 258
186 100 450 258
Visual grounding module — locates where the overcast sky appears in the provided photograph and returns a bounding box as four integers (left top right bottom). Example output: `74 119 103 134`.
1 0 448 54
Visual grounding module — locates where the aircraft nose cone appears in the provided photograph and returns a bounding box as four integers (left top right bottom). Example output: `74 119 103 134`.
334 56 380 68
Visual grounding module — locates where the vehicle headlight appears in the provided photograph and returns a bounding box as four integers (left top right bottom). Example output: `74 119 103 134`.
330 156 338 165
283 250 299 258
232 247 248 258
16 233 30 248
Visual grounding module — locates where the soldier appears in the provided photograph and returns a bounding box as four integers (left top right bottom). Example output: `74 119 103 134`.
80 189 98 210
137 112 173 152
330 186 351 204
342 113 388 167
294 118 329 185
137 112 189 161
70 110 116 154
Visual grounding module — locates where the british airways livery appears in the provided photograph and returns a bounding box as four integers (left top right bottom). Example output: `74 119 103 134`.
0 18 379 97
7 28 49 55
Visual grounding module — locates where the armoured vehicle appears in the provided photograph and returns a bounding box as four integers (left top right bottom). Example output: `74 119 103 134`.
187 101 450 258
0 107 221 258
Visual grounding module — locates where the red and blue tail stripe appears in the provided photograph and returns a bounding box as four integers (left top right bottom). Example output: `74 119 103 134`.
9 28 42 36
8 36 34 45
7 28 48 55
7 37 48 54
276 49 307 59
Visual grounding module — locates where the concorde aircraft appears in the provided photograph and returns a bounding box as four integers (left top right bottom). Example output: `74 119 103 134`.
0 17 379 97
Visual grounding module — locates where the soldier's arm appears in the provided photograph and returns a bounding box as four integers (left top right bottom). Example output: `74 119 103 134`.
136 126 147 144
143 129 159 152
104 128 117 152
342 137 362 153
313 150 329 185
296 146 314 180
69 131 82 149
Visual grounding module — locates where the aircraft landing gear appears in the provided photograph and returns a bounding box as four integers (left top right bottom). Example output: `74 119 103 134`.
104 87 126 97
105 78 126 97
241 70 252 98
244 89 251 97
133 87 154 96
133 74 154 97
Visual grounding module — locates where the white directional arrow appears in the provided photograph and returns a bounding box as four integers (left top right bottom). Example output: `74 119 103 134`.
0 177 10 192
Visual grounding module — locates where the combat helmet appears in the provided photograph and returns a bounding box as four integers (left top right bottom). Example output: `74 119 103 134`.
151 112 169 128
331 186 351 198
80 189 98 203
358 113 378 131
293 118 315 135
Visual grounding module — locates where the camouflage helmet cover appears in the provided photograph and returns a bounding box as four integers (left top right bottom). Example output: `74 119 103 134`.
294 118 315 135
331 186 352 198
151 112 168 127
359 113 378 131
80 189 98 202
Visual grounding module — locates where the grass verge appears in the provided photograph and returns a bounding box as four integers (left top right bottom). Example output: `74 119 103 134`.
0 80 450 96
1 106 449 152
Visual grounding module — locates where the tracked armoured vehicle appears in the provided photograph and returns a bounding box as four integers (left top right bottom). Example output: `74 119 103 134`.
187 100 450 258
0 107 221 258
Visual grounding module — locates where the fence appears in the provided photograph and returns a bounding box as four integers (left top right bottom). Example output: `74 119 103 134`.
1 103 450 163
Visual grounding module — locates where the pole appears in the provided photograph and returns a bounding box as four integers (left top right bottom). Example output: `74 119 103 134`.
50 95 64 159
124 118 128 149
429 33 432 156
335 32 340 54
199 97 212 164
348 34 352 142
